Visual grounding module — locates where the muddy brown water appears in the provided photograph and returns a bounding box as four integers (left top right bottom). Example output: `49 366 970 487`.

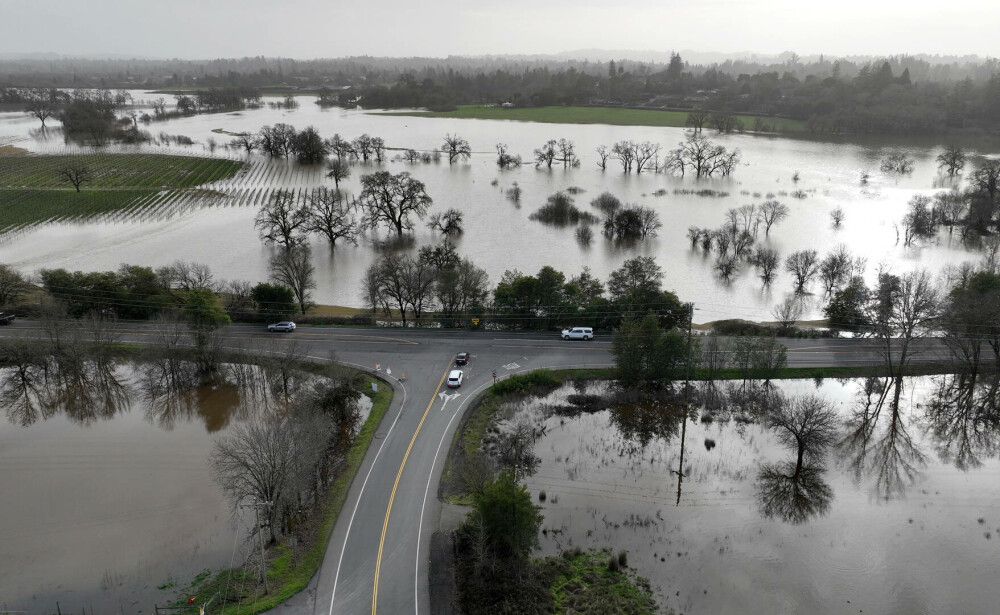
2 95 1000 320
0 360 370 614
491 376 1000 615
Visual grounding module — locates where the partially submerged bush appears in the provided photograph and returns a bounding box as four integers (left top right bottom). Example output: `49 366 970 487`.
530 192 598 225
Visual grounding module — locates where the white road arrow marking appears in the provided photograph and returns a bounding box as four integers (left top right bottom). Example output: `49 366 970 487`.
437 391 461 411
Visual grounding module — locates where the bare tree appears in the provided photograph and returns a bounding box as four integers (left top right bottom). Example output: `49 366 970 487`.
818 245 852 295
758 200 789 235
595 145 611 170
685 109 709 133
152 97 167 117
634 141 661 174
325 158 351 190
255 190 311 248
611 140 636 173
55 164 93 192
443 134 472 164
434 257 490 327
556 138 578 167
702 335 729 382
306 188 359 247
533 139 558 168
358 171 432 238
231 132 257 156
936 146 966 176
211 410 331 544
157 260 215 292
969 159 1000 202
351 134 375 162
830 206 845 228
25 96 56 128
881 152 914 174
404 257 437 323
765 394 839 474
673 134 739 178
867 269 939 385
325 133 354 160
366 253 409 326
785 250 819 293
0 264 29 306
427 208 464 234
772 296 803 330
269 244 316 315
370 136 386 163
495 143 521 168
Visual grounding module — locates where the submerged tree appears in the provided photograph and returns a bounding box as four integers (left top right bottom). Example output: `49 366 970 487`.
785 250 819 293
357 171 432 238
936 146 966 176
306 188 359 248
255 190 311 248
443 133 472 164
427 208 464 235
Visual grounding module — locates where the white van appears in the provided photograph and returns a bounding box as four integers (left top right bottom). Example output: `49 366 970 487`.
561 327 593 341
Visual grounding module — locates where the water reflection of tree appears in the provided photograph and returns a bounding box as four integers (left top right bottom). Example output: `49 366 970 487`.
839 376 926 500
140 359 271 432
757 463 834 524
756 394 836 524
1 338 51 426
39 357 131 425
608 397 688 456
925 373 1000 471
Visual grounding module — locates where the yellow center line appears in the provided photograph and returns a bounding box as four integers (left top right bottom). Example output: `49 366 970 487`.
371 365 450 615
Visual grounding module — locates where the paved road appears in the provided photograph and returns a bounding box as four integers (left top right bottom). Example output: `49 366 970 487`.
0 322 954 614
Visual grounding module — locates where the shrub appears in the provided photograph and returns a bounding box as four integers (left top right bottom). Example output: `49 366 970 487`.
490 370 559 397
530 192 598 225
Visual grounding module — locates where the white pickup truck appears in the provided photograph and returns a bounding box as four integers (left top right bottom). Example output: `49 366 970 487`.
561 326 593 340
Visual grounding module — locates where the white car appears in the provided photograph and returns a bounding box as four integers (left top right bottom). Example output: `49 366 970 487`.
267 321 297 332
447 369 464 388
561 326 593 341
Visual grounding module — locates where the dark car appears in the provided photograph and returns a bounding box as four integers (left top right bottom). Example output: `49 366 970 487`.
455 352 469 365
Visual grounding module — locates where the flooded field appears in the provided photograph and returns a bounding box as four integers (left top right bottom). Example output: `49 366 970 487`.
0 357 370 614
492 376 1000 615
2 93 1000 320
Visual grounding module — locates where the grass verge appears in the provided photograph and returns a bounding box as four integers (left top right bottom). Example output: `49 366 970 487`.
372 105 806 132
176 372 393 614
543 549 657 614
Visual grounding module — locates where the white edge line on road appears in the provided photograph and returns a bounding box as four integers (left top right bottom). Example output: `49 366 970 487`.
413 363 612 615
327 361 408 615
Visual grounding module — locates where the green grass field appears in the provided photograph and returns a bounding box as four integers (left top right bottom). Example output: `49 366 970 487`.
0 153 242 231
373 105 806 132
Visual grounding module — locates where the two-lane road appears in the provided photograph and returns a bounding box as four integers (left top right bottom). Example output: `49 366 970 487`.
0 322 953 614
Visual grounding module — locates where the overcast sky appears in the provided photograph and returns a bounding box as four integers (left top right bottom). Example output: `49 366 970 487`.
2 0 998 60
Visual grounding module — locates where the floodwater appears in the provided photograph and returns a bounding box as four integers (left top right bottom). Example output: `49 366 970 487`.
0 358 370 614
493 377 1000 615
2 93 1000 320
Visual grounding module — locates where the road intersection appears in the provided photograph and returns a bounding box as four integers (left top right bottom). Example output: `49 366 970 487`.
0 322 953 614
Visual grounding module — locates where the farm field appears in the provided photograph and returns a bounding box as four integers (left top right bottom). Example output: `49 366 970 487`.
0 153 243 231
373 105 807 132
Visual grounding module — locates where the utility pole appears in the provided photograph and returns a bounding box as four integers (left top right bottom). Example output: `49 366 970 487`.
241 499 273 594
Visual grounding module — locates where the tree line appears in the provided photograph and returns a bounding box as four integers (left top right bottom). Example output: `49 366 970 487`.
6 52 1000 134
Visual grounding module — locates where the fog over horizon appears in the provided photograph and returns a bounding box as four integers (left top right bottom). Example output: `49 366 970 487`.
2 0 998 60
